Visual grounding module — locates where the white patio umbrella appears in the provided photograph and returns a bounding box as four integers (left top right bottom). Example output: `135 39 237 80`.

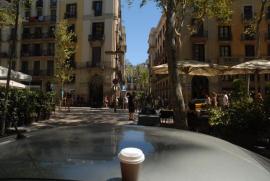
223 59 270 94
152 60 229 76
0 80 27 89
0 66 32 82
152 60 229 103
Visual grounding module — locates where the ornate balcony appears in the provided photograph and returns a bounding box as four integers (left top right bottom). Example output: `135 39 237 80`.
241 13 256 23
88 34 104 46
23 16 56 25
64 12 77 19
241 33 256 41
218 34 232 41
21 32 55 42
190 31 208 42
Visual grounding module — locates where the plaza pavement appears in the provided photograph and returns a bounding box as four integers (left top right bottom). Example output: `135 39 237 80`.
1 107 137 141
30 107 137 131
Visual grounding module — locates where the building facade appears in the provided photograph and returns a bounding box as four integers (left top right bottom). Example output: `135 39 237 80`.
0 0 126 107
148 0 270 102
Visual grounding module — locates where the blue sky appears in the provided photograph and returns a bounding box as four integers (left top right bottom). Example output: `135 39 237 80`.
122 0 162 65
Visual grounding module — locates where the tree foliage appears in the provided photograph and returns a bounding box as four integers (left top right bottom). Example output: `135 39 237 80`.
54 20 76 90
0 1 15 27
125 62 149 93
0 0 32 27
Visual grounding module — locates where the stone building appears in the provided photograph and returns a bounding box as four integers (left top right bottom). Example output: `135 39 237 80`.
148 0 270 102
0 0 126 107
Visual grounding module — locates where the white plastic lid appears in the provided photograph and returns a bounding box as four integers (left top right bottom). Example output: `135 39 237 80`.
118 147 145 164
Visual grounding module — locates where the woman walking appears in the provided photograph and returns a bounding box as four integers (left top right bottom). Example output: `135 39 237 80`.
127 92 135 120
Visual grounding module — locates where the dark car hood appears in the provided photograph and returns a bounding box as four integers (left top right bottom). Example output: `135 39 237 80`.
0 124 269 181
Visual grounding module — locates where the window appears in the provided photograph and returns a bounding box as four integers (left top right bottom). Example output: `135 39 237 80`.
34 44 42 56
243 6 253 20
66 3 77 18
92 47 101 67
192 44 205 61
50 0 57 7
50 9 56 21
34 27 42 38
48 26 55 37
218 26 231 40
21 44 30 56
220 45 231 57
245 45 255 57
47 61 54 76
48 43 55 56
92 22 104 39
37 8 43 17
267 6 270 19
33 61 40 76
36 0 43 8
93 1 102 16
22 28 30 38
25 10 30 19
21 61 28 74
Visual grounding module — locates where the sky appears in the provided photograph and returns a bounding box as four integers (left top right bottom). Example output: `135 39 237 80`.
122 0 162 65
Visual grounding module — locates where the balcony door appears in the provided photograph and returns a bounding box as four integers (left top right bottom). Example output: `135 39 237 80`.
244 6 253 20
33 61 40 76
92 22 104 39
92 47 101 67
192 44 205 61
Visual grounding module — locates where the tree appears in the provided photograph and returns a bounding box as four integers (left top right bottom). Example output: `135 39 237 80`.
54 20 76 108
0 1 15 27
1 0 31 136
129 0 232 129
134 64 149 93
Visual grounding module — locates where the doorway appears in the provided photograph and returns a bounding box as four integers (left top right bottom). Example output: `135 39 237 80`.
89 75 103 107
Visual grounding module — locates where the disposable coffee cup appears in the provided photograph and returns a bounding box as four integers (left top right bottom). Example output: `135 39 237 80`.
118 147 145 181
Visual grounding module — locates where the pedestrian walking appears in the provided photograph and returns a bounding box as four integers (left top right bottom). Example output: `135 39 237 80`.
104 96 109 108
127 92 135 120
66 92 72 112
223 92 229 108
211 92 218 107
124 95 128 109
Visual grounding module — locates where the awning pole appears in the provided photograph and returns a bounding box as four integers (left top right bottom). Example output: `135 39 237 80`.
247 74 250 96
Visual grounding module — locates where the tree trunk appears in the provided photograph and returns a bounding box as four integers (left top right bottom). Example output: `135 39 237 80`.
254 0 267 94
1 1 19 136
255 0 266 59
165 1 188 129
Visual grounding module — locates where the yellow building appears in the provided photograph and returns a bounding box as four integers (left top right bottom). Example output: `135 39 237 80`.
0 0 126 107
58 0 126 107
148 0 270 102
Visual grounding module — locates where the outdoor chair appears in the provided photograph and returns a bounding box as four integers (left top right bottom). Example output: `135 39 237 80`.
160 110 174 127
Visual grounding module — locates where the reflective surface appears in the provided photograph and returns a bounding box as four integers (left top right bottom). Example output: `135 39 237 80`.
0 124 270 181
